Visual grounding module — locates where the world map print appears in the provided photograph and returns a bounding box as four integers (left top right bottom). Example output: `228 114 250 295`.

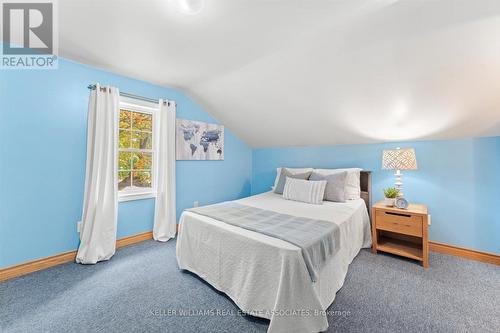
176 119 224 160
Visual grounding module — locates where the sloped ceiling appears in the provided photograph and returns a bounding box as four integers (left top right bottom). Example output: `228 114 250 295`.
58 0 500 147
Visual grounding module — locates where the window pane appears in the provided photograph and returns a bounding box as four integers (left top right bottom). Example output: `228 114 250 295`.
119 110 131 129
118 108 155 193
132 171 152 188
119 130 131 148
132 152 152 170
118 152 132 170
131 112 152 131
131 131 152 150
118 171 131 191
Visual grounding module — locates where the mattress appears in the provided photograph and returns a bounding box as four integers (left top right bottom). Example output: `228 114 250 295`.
176 191 372 333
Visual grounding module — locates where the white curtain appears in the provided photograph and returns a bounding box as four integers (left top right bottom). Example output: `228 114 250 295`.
153 99 177 241
76 84 119 264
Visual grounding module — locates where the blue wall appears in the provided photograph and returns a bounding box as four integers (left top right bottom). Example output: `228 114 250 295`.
0 58 252 268
1 55 498 269
252 138 500 254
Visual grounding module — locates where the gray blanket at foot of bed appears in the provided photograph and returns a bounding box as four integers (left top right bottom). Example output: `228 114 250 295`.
187 202 340 282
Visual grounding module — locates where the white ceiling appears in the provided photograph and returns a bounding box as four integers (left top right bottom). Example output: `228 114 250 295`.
58 0 500 147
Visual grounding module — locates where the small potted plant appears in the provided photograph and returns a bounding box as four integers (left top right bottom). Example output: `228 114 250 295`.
383 187 399 207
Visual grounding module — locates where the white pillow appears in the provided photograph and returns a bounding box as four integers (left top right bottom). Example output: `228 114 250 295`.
283 177 327 205
273 167 314 190
312 168 362 200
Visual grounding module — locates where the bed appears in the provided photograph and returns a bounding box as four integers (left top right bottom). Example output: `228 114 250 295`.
176 171 372 333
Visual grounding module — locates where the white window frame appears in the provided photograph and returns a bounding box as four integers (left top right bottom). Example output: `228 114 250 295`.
117 97 159 202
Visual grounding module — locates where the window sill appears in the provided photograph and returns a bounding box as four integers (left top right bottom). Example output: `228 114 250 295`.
118 192 156 202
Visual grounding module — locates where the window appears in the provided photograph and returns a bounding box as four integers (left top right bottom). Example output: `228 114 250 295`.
118 98 158 201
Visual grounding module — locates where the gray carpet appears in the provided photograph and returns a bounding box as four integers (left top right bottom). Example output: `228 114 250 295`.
1 240 499 333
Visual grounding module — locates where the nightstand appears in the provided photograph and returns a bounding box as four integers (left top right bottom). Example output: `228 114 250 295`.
372 201 429 268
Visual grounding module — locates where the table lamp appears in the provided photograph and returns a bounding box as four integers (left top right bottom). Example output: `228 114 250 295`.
382 147 417 197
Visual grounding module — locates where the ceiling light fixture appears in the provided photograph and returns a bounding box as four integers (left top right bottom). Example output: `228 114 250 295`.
177 0 205 15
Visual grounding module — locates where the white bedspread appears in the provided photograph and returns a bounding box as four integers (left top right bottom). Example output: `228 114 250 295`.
176 192 371 333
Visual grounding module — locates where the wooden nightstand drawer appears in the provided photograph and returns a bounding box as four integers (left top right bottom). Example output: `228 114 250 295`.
375 210 422 237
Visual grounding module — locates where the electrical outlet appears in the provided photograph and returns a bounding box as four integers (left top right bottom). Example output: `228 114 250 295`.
428 214 431 226
77 221 82 233
193 201 199 207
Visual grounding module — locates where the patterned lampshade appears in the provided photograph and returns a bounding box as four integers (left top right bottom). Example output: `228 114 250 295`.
382 148 418 170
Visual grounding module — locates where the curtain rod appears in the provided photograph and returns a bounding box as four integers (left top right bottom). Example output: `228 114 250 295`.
87 84 174 106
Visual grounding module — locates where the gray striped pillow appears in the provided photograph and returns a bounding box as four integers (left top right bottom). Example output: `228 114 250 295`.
283 177 327 205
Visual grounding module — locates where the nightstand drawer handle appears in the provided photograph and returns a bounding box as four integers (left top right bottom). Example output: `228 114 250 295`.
390 221 411 227
385 212 411 218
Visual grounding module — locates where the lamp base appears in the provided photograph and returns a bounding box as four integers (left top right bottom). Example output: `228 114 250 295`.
395 170 404 198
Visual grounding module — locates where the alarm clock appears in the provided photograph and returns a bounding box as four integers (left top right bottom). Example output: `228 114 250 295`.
395 197 409 209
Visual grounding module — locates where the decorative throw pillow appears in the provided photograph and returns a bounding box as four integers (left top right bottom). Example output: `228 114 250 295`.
273 168 312 194
283 177 327 205
312 168 362 200
309 171 348 202
272 167 313 190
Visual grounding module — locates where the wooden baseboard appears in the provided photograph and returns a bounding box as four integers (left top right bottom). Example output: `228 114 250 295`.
2 232 497 282
0 250 79 282
116 231 153 248
0 231 153 282
429 241 500 266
